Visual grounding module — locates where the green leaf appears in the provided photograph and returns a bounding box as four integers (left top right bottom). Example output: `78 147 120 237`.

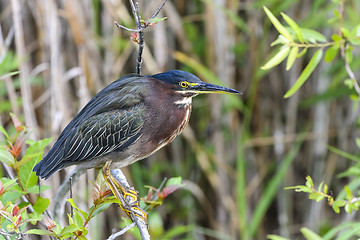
0 148 15 166
261 46 290 70
309 192 325 202
90 202 113 219
2 178 17 189
284 49 323 98
345 186 353 199
33 196 50 214
14 153 42 169
352 24 360 37
0 52 19 76
332 200 346 213
18 137 52 190
26 229 54 236
323 184 328 195
344 203 352 214
271 35 288 46
267 234 290 240
341 28 352 39
67 198 89 219
328 145 360 162
286 47 298 70
281 13 304 43
350 25 360 45
77 235 87 240
297 48 307 58
263 6 293 41
300 28 327 43
332 204 340 213
68 213 74 225
73 210 84 227
300 227 322 240
60 224 80 237
19 161 38 190
356 138 360 150
331 34 342 42
345 48 353 63
0 126 10 142
305 176 314 188
141 17 167 25
324 44 339 62
166 176 183 187
317 182 324 192
285 185 313 193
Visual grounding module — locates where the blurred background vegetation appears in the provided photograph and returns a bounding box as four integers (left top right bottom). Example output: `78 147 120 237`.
1 0 360 239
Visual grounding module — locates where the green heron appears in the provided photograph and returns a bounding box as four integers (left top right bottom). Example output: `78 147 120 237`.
33 70 240 221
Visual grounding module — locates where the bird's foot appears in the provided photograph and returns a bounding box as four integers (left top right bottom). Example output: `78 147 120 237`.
102 161 148 224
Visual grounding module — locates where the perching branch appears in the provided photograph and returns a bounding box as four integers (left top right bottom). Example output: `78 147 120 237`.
115 0 168 74
107 222 136 240
108 169 150 240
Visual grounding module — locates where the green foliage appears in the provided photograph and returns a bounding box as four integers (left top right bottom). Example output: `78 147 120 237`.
0 116 115 239
262 3 360 238
262 4 360 98
285 176 360 214
0 114 186 239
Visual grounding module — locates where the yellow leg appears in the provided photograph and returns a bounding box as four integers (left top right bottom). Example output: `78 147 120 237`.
102 161 148 224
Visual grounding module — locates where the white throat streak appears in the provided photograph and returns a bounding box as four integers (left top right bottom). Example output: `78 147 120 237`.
174 97 192 106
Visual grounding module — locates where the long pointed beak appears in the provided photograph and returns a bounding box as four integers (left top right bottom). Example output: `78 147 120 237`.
192 82 241 95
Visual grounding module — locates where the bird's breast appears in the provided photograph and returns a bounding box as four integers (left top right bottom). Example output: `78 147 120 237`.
135 97 192 159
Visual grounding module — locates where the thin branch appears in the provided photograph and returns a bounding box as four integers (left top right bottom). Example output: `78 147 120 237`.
337 0 360 97
0 212 16 225
0 229 17 240
150 0 169 19
69 176 74 219
107 223 136 240
114 0 168 74
144 177 167 210
53 167 85 220
110 169 150 240
114 21 140 32
129 0 141 28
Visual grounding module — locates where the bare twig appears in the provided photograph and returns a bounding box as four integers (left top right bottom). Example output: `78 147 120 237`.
107 223 136 240
53 167 85 220
0 212 16 225
114 0 168 74
114 22 140 32
69 176 74 219
0 229 18 240
144 177 167 210
150 0 169 19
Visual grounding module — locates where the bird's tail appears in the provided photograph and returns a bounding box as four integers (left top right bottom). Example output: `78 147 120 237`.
33 138 66 179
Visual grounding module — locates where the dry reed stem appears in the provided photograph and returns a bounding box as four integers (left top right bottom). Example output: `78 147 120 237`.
11 0 39 139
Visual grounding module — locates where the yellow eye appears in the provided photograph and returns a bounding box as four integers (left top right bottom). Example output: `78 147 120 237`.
180 81 188 88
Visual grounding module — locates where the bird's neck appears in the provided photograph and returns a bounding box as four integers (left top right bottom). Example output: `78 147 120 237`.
174 96 192 108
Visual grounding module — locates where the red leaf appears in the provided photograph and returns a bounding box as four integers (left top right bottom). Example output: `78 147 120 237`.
10 113 24 133
159 185 181 199
12 205 19 216
130 32 139 43
43 215 56 230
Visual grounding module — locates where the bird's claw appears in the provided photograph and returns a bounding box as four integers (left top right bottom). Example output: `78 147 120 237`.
119 187 148 224
102 162 148 224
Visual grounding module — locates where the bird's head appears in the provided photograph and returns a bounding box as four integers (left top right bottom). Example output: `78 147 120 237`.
151 70 241 97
